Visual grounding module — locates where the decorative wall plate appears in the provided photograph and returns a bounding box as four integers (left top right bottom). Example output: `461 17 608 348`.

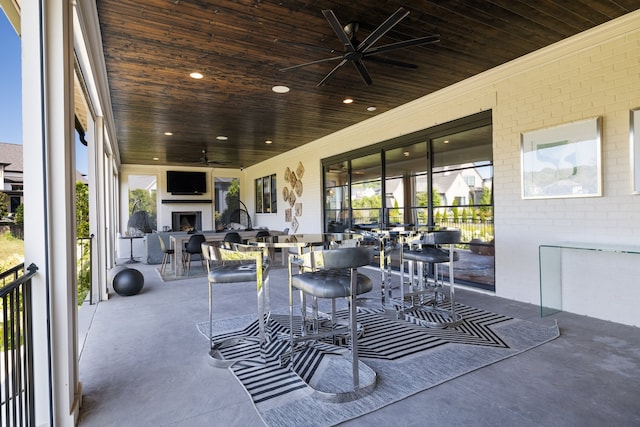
296 162 305 179
294 179 303 197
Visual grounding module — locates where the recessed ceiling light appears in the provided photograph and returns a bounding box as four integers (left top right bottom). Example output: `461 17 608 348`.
265 140 273 144
164 132 173 136
190 72 204 79
444 140 450 144
403 151 410 157
152 157 159 161
366 106 377 112
343 98 354 104
272 85 290 93
216 135 228 141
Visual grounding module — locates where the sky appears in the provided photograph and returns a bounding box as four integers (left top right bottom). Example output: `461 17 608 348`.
1 13 88 175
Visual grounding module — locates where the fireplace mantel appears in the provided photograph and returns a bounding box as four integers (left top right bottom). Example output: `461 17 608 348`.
162 199 212 204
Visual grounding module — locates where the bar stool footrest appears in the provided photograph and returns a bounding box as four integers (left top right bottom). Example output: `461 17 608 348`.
208 336 261 368
291 348 377 403
404 305 463 328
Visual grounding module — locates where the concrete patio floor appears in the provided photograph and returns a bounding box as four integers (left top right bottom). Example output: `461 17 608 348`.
77 261 640 427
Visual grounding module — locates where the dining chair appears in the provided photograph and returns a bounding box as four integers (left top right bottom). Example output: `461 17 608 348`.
223 231 242 246
158 234 174 274
255 230 270 238
183 233 206 276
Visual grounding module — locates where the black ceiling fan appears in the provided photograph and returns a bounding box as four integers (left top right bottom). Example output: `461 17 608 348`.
278 7 439 86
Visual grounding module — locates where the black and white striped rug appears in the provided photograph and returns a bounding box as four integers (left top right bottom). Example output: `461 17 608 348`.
197 304 559 427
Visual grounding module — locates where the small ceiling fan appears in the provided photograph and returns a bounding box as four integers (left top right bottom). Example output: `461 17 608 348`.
194 150 228 166
278 7 439 86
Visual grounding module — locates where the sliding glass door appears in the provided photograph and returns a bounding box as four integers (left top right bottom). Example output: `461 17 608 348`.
384 141 428 227
322 111 494 290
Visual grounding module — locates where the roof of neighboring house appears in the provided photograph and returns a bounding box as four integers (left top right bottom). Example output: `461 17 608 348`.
0 142 23 172
432 173 462 193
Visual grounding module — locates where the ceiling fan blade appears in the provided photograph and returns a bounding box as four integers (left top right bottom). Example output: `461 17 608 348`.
357 7 409 52
322 10 357 52
352 60 373 86
274 38 342 55
364 35 440 55
279 55 344 72
317 59 348 86
364 56 418 69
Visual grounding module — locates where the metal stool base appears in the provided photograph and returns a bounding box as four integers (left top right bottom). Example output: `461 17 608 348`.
299 351 377 403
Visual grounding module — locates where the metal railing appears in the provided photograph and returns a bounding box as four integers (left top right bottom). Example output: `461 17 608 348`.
0 263 38 427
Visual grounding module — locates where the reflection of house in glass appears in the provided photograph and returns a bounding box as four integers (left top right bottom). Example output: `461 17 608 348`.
384 166 490 209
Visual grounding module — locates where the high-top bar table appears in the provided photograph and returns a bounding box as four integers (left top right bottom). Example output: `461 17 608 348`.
247 232 365 342
246 232 364 266
170 229 286 276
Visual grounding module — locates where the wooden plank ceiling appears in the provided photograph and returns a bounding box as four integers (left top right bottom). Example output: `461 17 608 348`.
96 0 638 169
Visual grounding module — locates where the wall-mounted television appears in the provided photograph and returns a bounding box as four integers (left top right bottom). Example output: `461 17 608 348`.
166 171 207 195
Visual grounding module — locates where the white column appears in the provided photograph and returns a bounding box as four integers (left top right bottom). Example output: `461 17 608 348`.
88 116 108 302
22 1 81 426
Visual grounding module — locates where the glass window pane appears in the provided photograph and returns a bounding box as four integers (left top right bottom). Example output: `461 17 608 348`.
384 142 427 226
432 124 493 243
255 178 263 213
351 153 381 225
270 174 277 213
263 177 271 213
432 125 493 169
324 160 349 229
128 175 157 233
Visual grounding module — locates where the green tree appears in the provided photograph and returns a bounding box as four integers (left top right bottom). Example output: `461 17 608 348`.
76 182 90 238
14 204 23 225
352 194 381 223
452 199 460 223
0 192 8 219
129 188 157 230
479 186 492 213
416 191 442 208
222 178 241 222
432 191 442 207
75 182 92 304
388 199 401 223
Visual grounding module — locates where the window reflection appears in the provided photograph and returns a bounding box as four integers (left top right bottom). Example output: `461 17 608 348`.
128 174 157 233
324 160 349 232
351 153 381 226
321 115 494 290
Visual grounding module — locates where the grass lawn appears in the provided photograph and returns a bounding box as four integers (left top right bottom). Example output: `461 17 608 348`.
0 230 24 272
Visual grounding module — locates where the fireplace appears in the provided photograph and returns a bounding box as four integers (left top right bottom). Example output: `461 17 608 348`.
172 211 202 232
